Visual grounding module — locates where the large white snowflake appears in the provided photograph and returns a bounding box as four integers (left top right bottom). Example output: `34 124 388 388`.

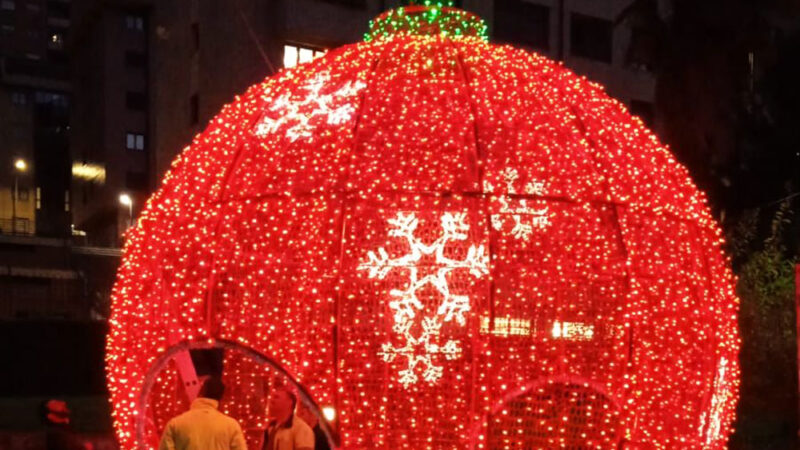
254 72 366 142
485 168 552 240
359 212 489 387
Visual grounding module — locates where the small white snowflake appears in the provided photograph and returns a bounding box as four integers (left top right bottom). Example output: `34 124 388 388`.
490 168 552 240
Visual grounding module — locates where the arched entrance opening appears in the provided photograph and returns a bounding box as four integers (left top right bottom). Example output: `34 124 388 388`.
487 377 623 449
135 339 337 449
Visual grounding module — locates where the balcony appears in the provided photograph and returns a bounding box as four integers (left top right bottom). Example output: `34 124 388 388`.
0 218 34 236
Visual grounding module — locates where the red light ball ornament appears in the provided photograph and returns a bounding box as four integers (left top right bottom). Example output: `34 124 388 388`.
107 3 740 448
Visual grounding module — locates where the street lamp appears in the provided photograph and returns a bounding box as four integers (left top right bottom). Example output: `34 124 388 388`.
12 158 27 234
119 193 133 227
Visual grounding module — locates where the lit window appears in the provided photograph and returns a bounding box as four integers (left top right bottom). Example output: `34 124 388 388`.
299 47 314 64
125 14 144 31
35 91 68 107
126 132 145 151
283 44 326 68
283 45 297 68
1 1 15 11
35 187 41 210
72 162 106 183
552 320 595 341
480 316 531 337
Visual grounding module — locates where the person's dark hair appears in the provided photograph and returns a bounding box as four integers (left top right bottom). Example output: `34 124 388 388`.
272 385 298 428
199 377 225 401
278 385 297 412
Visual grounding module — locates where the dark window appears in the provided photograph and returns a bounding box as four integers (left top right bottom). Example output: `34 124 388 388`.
323 0 367 8
629 100 654 127
10 90 26 106
1 1 15 11
570 13 613 63
47 49 67 64
1 24 14 34
126 91 146 111
125 171 147 191
190 94 199 125
46 0 69 19
125 50 146 68
125 14 144 31
493 0 550 52
125 132 145 151
18 188 29 201
191 23 199 51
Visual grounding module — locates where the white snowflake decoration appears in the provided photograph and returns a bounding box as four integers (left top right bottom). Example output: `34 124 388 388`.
486 168 552 240
359 212 489 387
254 72 366 142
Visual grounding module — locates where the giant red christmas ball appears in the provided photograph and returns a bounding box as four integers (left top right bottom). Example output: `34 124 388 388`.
107 4 739 449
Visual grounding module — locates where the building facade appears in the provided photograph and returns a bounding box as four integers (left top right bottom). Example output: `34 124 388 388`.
60 0 660 247
0 0 72 238
71 0 151 247
144 0 657 190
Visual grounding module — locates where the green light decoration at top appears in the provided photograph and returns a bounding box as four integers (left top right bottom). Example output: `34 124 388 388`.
402 0 457 6
365 1 488 42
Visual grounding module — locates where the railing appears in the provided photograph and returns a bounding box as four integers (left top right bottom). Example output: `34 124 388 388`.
0 218 34 235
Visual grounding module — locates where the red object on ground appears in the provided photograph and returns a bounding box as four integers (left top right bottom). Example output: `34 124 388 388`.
44 399 71 425
106 6 740 449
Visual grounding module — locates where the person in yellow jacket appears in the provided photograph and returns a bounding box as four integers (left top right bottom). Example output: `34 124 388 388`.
159 377 247 450
262 386 314 450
